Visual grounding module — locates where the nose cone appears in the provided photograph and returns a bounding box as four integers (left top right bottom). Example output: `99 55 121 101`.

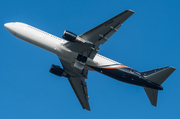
4 23 12 29
4 23 8 28
4 22 15 35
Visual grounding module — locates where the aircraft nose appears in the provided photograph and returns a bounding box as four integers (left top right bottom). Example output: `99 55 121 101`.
4 22 16 35
4 22 13 29
4 23 9 29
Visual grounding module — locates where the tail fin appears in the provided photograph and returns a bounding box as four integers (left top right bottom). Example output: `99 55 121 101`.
143 88 158 106
141 66 176 106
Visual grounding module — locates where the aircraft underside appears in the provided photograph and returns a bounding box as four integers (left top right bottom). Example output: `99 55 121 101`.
4 9 176 111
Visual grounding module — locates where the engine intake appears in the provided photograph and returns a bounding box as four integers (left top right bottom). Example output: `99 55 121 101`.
62 30 77 42
49 64 67 77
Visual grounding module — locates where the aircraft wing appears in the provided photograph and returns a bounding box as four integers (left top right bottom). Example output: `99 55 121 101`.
79 9 134 46
64 10 134 59
60 59 90 110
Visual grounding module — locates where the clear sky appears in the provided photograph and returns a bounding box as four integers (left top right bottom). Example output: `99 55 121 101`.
0 0 180 119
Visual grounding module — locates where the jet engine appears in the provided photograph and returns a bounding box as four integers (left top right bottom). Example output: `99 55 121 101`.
49 64 67 77
62 30 92 44
62 30 77 42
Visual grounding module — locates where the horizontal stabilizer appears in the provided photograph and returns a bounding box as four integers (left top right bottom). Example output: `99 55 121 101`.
144 88 158 106
142 66 176 85
142 66 175 106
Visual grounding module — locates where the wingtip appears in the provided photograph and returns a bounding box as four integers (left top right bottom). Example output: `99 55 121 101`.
84 107 91 111
152 103 157 107
127 9 135 13
170 66 176 70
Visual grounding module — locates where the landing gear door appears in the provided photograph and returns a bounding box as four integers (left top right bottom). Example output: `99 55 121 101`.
74 61 85 70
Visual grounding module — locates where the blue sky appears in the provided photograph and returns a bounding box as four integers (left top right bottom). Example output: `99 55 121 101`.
1 0 180 118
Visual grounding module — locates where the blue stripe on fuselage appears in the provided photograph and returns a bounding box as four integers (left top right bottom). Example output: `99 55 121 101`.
88 65 163 90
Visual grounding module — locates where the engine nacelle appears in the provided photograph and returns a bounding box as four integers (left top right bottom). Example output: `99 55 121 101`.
49 64 67 77
62 30 77 42
62 30 92 44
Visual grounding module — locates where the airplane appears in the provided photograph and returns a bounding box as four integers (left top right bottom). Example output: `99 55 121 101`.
4 10 175 111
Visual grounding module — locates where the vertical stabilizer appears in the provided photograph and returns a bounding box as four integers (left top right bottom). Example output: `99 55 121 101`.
142 66 175 106
143 88 158 106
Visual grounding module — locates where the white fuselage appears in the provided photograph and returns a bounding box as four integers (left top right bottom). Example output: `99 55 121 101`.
4 22 124 71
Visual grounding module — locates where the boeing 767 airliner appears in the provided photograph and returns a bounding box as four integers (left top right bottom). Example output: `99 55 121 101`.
4 10 175 111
